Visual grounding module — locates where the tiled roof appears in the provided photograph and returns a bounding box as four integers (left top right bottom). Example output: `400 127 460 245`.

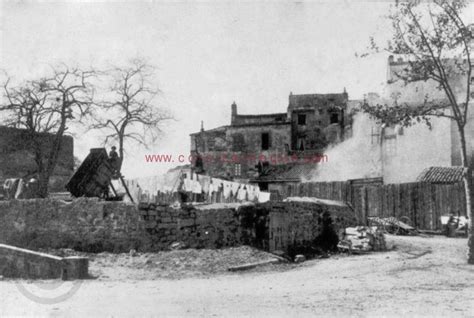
416 166 465 184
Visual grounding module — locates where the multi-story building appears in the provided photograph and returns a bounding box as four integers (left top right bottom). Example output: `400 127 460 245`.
189 90 349 184
368 53 474 184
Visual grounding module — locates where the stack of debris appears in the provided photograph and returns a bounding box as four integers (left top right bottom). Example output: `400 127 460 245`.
337 226 386 253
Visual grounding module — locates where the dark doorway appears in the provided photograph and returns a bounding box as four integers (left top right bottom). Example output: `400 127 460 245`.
261 133 270 150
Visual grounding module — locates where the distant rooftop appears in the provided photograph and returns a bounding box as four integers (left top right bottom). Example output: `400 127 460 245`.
288 91 348 109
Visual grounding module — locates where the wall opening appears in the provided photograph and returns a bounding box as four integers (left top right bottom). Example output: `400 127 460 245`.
261 133 270 150
298 114 306 125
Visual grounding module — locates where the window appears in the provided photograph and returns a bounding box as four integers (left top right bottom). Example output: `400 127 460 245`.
330 112 339 124
234 164 241 176
261 133 270 150
297 114 306 125
232 134 245 151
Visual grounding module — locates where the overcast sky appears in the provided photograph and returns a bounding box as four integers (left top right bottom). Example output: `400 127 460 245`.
1 1 472 178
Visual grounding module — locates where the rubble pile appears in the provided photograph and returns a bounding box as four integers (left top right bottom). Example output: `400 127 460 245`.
338 226 387 253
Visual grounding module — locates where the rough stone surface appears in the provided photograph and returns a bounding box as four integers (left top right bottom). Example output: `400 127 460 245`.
0 198 358 255
139 203 269 251
0 244 88 279
0 198 147 253
0 126 74 192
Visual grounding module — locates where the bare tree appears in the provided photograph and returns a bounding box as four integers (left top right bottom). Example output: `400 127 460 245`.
359 0 474 263
0 66 95 197
92 59 172 173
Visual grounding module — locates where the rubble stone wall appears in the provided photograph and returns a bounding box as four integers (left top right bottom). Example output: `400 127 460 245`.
0 198 147 253
0 199 268 253
138 203 269 250
0 198 357 255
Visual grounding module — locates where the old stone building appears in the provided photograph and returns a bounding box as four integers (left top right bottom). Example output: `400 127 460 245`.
0 126 74 192
190 91 349 183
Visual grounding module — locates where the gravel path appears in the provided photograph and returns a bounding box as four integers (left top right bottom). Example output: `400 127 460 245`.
1 235 473 317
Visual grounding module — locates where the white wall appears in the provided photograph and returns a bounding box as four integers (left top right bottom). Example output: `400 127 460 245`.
382 117 452 184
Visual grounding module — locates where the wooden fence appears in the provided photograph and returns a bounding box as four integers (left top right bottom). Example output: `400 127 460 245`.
283 181 466 231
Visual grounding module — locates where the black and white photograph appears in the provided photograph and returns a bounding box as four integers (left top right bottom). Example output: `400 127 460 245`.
0 0 473 316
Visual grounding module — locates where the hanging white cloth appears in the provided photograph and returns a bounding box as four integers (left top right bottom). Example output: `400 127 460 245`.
191 180 202 194
258 191 271 203
237 185 248 201
222 181 232 199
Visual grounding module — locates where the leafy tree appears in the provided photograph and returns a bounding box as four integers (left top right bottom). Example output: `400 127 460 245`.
360 0 474 263
92 59 172 173
0 66 95 197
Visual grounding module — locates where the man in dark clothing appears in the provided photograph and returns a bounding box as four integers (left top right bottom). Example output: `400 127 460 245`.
109 146 118 160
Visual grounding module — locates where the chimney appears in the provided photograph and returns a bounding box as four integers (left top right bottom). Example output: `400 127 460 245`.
231 101 237 125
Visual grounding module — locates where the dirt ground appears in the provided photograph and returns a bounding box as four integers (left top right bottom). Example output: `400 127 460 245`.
1 235 474 317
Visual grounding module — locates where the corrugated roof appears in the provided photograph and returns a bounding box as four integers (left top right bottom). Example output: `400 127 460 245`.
416 166 465 184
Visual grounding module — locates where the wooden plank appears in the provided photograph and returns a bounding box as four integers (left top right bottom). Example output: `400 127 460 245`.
429 183 435 230
396 184 401 218
410 183 417 227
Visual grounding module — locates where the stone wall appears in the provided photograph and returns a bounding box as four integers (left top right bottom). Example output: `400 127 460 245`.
0 198 147 253
0 198 357 255
0 199 268 253
0 126 74 192
0 244 88 279
139 202 269 250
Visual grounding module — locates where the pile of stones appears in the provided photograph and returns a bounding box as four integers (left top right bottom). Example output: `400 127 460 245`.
337 226 387 253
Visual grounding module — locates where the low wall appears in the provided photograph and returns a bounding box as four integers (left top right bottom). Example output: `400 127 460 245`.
139 202 269 250
0 198 358 255
0 198 266 252
0 244 88 279
267 198 358 256
0 198 147 253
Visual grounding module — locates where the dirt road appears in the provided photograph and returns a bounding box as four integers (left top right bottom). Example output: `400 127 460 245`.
1 235 473 317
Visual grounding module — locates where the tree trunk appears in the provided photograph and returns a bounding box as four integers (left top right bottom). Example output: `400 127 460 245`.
37 171 50 198
457 124 474 264
118 136 124 173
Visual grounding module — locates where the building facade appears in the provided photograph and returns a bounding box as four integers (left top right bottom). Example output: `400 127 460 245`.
373 53 474 184
190 91 349 182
